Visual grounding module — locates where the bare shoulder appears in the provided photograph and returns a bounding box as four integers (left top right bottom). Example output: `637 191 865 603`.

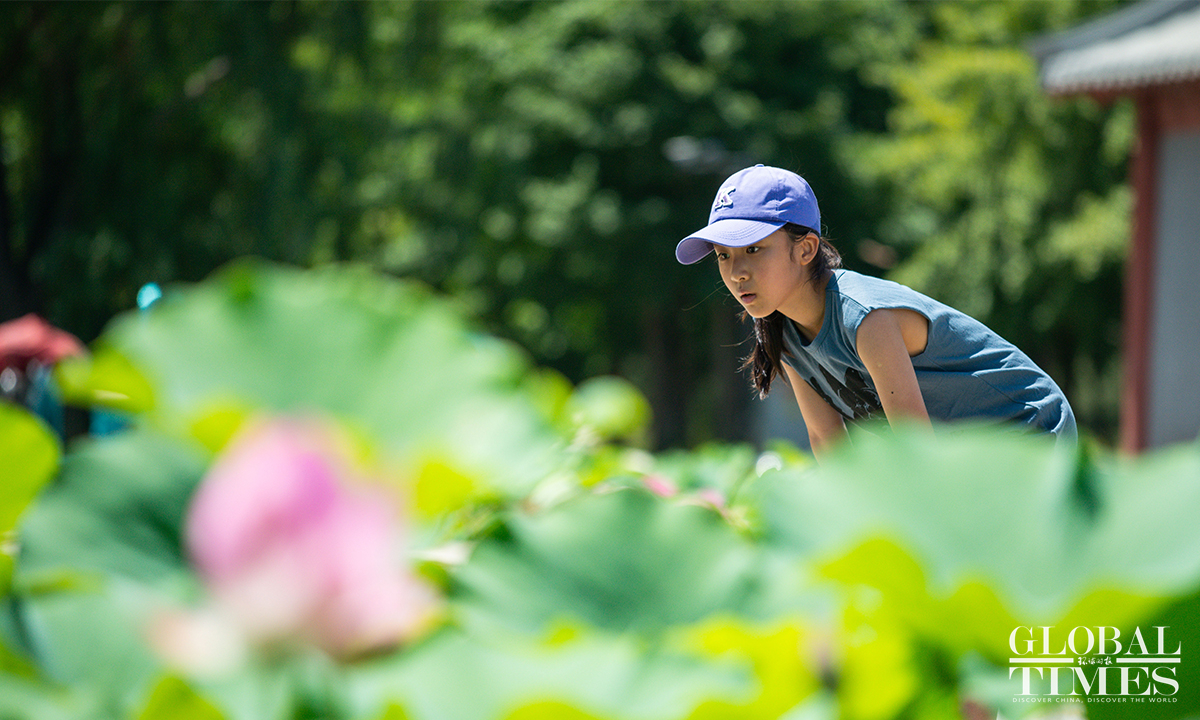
857 307 928 358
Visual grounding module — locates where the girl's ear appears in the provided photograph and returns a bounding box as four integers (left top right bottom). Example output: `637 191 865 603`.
797 231 820 264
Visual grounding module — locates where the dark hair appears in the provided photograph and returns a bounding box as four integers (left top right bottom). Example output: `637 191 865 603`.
739 223 842 398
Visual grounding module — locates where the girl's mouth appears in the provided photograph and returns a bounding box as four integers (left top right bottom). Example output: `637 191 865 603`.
739 292 757 304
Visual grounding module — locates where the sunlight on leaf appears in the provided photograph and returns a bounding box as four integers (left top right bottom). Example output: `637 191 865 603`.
838 612 916 720
676 616 820 719
0 403 59 538
186 399 254 454
54 345 155 414
500 700 606 720
413 457 480 519
136 675 225 720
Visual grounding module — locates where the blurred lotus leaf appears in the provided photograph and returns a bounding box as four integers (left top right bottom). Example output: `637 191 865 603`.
564 375 652 444
100 260 570 502
0 403 59 600
6 261 1200 720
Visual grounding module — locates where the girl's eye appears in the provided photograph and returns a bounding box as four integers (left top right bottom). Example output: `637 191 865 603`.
716 252 730 261
745 246 760 254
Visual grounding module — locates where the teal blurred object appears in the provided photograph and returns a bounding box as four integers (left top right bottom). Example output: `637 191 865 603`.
88 408 129 436
136 282 162 311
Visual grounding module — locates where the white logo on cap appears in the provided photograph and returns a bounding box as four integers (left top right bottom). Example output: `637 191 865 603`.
713 187 735 210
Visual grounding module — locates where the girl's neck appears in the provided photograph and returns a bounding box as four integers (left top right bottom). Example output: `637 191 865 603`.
780 268 833 343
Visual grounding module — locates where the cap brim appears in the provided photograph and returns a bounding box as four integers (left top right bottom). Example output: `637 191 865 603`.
674 218 786 265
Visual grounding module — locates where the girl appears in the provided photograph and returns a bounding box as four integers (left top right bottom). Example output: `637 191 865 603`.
676 164 1076 459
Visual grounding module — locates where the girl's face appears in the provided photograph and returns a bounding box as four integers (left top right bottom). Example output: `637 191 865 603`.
714 228 813 319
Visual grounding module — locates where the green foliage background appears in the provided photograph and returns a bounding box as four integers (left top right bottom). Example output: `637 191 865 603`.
1 0 1131 447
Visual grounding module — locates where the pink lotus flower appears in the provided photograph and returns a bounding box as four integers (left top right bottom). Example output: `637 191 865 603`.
176 417 438 664
691 487 727 512
641 474 679 498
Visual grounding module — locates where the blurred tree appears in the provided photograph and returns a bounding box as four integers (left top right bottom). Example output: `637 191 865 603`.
350 0 1130 444
0 0 1132 447
340 0 904 447
0 2 373 337
842 0 1131 439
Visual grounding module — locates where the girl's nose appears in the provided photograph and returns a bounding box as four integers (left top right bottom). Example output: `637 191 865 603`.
730 257 749 281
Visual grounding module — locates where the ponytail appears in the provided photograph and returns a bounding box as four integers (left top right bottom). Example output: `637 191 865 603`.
739 224 841 398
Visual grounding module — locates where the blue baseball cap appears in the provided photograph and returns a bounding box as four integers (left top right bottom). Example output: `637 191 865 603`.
675 165 821 265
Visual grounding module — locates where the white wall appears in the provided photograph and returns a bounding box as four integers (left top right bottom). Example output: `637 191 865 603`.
1148 131 1200 447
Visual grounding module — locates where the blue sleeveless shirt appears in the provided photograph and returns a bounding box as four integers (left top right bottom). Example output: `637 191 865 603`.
781 270 1076 439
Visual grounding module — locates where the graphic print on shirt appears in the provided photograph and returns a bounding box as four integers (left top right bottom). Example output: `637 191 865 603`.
806 365 883 422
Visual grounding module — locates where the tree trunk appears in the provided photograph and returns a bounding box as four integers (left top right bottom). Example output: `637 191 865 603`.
0 153 37 322
644 303 690 450
710 302 752 443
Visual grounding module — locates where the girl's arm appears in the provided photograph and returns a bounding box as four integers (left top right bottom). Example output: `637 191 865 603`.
855 308 932 429
782 363 847 461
